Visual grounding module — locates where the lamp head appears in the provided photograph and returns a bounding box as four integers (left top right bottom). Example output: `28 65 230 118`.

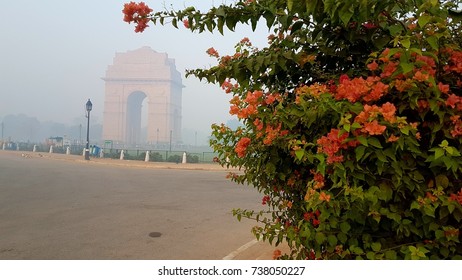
85 99 92 112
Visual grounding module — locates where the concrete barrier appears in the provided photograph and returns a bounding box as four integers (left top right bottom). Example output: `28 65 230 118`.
145 150 150 162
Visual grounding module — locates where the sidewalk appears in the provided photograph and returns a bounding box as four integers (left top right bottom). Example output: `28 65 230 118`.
12 150 237 172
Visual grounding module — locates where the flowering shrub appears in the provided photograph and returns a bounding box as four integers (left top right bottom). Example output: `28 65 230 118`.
124 0 462 259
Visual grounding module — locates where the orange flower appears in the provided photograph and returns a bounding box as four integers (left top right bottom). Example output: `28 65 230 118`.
336 76 369 102
273 249 282 260
235 137 251 158
317 128 348 164
362 120 386 135
222 79 236 93
380 61 399 78
364 81 389 102
380 102 396 123
413 70 429 82
387 135 400 142
312 172 325 189
206 47 219 57
263 123 282 145
229 105 240 115
394 79 412 92
425 192 437 203
244 90 263 105
438 82 450 94
367 60 379 71
253 118 264 131
183 19 190 28
308 83 328 98
449 188 462 205
446 94 461 109
265 94 276 104
319 192 331 202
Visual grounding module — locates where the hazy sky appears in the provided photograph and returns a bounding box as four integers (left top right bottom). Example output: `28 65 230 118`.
0 0 269 137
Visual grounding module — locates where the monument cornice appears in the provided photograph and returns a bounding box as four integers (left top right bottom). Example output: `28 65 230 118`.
101 77 184 88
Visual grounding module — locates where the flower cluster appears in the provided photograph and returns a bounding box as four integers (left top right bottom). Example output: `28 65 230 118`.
221 79 238 93
295 83 328 103
262 195 271 205
183 19 190 29
229 90 263 119
449 188 462 205
206 47 220 58
303 210 321 227
311 170 325 189
316 129 350 164
235 137 251 158
334 75 389 103
354 103 397 136
450 116 462 137
443 48 462 75
122 2 153 33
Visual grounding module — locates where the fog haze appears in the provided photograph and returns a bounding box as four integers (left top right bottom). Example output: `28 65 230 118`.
0 0 268 145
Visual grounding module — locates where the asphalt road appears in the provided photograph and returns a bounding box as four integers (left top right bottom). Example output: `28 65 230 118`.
0 151 262 260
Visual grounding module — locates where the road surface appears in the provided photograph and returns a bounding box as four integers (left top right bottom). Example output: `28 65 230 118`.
0 151 263 259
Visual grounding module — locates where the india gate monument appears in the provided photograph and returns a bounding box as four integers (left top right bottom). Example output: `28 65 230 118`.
102 47 183 146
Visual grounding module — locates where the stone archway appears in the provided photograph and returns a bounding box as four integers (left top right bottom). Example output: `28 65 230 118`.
101 47 183 146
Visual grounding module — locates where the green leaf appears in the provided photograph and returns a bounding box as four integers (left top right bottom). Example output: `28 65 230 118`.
388 24 403 36
287 0 294 11
368 137 382 148
385 250 397 259
366 251 376 260
353 246 364 255
172 18 178 28
306 0 319 13
315 232 327 243
426 36 439 50
401 38 411 49
454 209 462 222
339 2 354 25
340 222 351 233
351 122 362 130
400 62 414 74
344 123 351 132
371 242 382 252
375 150 387 163
435 174 449 188
291 21 304 34
327 234 338 247
418 15 432 28
266 162 276 175
379 183 393 201
337 232 348 243
355 146 366 161
295 149 304 161
357 136 368 146
434 148 444 160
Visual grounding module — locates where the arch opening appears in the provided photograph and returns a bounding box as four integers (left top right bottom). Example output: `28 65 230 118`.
126 91 148 145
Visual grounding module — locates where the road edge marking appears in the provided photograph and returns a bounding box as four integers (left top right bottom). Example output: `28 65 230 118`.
222 239 259 260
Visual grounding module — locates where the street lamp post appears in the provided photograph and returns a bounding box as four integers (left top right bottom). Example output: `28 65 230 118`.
84 99 92 160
